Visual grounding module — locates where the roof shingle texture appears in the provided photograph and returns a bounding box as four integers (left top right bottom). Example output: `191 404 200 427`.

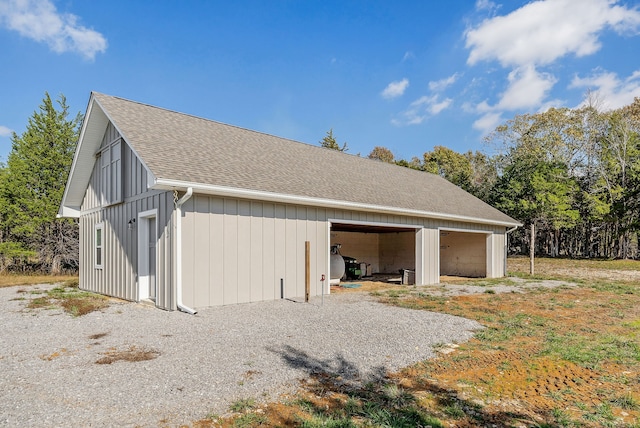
94 93 517 225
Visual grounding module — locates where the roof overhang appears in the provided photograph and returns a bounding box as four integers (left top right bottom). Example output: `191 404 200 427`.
153 178 522 229
58 93 156 218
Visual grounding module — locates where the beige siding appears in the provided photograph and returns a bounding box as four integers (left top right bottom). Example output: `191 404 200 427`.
181 199 509 307
181 196 329 308
487 232 505 278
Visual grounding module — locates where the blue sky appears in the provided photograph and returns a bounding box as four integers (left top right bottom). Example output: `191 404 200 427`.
1 0 639 164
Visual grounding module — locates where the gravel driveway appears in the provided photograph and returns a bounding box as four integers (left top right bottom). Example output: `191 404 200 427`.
0 284 481 427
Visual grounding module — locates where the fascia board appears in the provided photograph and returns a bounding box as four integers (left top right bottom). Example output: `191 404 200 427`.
153 178 522 228
59 94 104 217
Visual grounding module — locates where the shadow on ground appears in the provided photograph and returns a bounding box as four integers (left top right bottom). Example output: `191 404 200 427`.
268 344 542 427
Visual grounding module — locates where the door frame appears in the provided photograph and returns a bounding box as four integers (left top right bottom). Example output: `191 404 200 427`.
437 227 493 279
137 209 158 301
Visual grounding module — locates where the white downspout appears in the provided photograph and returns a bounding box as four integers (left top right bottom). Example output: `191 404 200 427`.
504 225 519 277
175 187 197 315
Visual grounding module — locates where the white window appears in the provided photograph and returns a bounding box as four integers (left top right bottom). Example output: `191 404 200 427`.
95 223 104 269
100 138 123 206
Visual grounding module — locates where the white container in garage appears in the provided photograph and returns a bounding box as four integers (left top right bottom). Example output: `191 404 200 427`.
330 254 345 279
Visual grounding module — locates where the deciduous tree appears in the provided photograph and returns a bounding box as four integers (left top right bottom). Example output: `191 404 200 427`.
368 146 395 163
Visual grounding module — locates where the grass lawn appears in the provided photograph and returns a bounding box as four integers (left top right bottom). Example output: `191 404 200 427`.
199 257 640 427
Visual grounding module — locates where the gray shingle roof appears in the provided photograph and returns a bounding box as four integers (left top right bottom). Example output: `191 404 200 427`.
93 92 518 226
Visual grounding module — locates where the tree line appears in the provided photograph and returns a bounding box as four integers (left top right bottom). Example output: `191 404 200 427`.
348 97 640 259
1 93 637 274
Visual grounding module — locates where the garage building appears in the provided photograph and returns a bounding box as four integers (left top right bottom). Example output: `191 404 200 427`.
59 93 520 312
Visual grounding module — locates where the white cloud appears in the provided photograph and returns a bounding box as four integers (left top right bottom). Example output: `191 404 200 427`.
571 69 640 110
466 0 640 67
475 0 498 13
428 73 460 92
381 78 409 99
0 0 107 60
467 66 557 134
497 65 557 110
402 51 414 62
392 95 452 126
473 111 503 134
0 125 13 137
470 66 555 120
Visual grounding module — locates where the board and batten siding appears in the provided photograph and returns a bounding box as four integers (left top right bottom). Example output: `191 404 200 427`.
180 196 328 308
180 196 510 308
81 123 153 210
79 122 176 310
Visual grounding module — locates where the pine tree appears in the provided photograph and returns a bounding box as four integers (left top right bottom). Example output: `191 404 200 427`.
319 128 348 152
0 93 81 273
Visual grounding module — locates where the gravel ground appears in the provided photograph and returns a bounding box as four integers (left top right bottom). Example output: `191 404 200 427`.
0 284 481 427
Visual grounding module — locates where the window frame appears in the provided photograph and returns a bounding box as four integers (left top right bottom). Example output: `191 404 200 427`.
95 223 104 269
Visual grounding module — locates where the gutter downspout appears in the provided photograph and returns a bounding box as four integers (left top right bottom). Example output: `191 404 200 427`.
504 225 519 277
175 187 197 315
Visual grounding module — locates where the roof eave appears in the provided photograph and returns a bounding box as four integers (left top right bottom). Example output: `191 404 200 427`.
153 178 522 228
57 206 81 219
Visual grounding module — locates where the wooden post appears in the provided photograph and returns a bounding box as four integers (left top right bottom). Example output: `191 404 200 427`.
305 241 310 302
530 222 535 275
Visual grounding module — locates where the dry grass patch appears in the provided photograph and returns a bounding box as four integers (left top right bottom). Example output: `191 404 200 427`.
509 255 640 283
95 346 160 364
23 283 109 316
0 274 78 288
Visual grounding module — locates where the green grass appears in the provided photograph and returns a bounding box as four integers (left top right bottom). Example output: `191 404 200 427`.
544 331 640 369
232 412 267 427
299 414 356 428
611 393 640 410
229 398 257 413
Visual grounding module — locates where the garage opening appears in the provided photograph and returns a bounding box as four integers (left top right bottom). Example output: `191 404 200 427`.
330 222 417 284
439 230 488 278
